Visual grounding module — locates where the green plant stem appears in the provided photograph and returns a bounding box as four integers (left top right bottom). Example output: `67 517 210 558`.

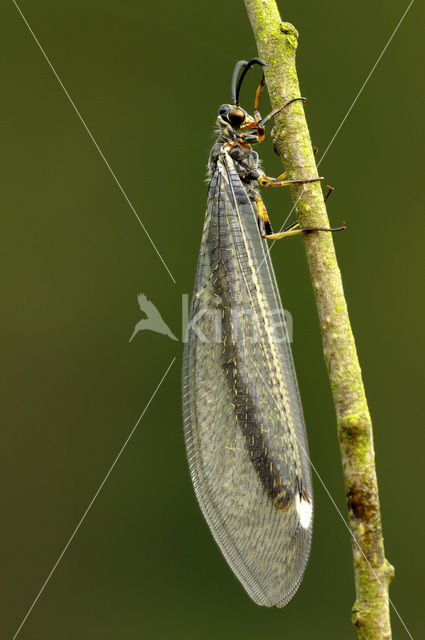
243 1 394 638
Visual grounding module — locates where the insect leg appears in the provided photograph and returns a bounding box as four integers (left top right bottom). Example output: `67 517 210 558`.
259 171 288 184
255 178 343 240
256 196 303 239
264 223 346 241
258 174 324 188
263 226 304 240
283 221 302 233
255 194 273 236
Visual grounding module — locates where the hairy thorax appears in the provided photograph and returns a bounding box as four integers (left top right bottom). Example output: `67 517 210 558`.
208 134 262 192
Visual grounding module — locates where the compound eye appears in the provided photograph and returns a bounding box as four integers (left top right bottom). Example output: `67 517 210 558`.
228 107 246 128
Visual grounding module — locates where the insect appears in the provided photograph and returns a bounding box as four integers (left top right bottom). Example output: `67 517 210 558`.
182 58 341 607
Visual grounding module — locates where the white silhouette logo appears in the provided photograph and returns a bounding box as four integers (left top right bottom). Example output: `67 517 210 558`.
130 293 293 344
129 293 178 342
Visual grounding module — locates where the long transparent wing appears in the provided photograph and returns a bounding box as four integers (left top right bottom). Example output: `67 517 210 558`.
182 151 313 607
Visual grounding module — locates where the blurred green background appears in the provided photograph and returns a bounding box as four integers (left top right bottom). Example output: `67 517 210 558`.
1 1 422 638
